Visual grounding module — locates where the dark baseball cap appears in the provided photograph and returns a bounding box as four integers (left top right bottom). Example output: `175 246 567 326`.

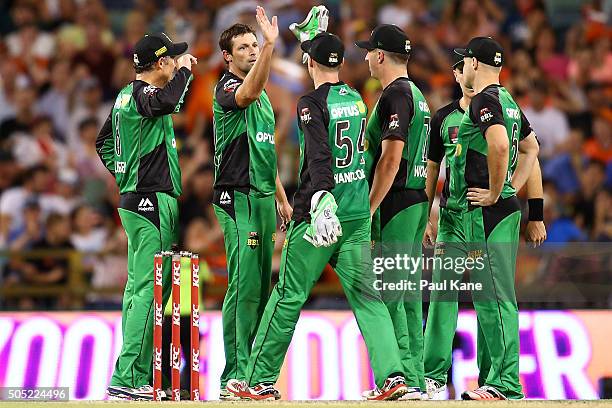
355 24 411 55
301 32 344 68
133 33 188 68
454 37 504 67
452 51 464 69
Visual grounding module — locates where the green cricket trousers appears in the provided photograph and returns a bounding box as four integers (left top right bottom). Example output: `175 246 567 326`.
463 196 523 399
111 192 179 388
371 189 428 390
245 218 405 389
213 189 276 388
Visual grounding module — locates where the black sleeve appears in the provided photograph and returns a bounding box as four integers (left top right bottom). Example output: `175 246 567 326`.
133 67 192 117
519 108 533 140
297 96 334 192
378 88 414 142
215 74 244 111
469 92 505 137
427 109 445 163
95 111 114 175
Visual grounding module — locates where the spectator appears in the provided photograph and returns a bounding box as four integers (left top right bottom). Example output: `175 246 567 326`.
522 81 570 160
44 167 81 216
0 165 51 247
71 19 116 92
593 188 612 241
0 75 38 151
13 213 73 309
584 116 612 163
574 160 607 232
67 76 112 148
11 115 69 170
36 59 78 137
543 182 587 244
542 128 584 195
8 198 44 251
4 2 55 68
70 204 108 253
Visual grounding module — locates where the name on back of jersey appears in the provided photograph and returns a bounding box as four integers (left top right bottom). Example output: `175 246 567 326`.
334 168 365 184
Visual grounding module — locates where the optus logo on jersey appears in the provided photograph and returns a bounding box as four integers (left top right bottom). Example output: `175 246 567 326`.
256 131 275 144
331 105 359 119
506 107 520 119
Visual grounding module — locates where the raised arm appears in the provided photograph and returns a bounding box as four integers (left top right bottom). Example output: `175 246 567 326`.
234 7 278 108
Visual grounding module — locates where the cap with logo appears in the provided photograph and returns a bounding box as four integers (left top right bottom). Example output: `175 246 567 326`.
452 51 464 69
454 36 504 67
355 24 411 55
300 32 344 67
133 33 188 68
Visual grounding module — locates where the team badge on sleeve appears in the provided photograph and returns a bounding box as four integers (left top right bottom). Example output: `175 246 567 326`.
480 108 493 122
223 79 240 93
389 113 400 130
143 85 159 96
300 107 311 124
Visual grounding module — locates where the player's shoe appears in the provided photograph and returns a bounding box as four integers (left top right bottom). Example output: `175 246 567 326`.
462 385 507 400
425 377 447 399
362 375 409 400
106 385 164 401
225 379 278 401
219 387 240 401
397 387 423 400
289 5 329 43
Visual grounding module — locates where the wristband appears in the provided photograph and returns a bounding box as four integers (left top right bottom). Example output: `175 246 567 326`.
528 198 544 221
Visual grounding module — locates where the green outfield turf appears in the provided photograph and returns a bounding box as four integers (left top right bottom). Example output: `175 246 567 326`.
0 400 610 408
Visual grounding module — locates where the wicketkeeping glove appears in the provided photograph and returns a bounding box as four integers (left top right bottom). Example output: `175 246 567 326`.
303 190 342 247
290 5 329 63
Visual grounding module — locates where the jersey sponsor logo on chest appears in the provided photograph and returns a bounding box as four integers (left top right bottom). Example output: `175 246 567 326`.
506 107 520 119
331 104 360 119
255 131 275 144
418 100 430 113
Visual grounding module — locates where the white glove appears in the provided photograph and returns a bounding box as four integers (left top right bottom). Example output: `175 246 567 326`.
303 191 342 247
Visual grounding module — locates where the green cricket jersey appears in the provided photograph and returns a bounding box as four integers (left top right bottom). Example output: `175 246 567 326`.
428 99 464 211
96 67 193 197
449 84 533 210
364 77 431 191
292 81 370 223
213 71 277 196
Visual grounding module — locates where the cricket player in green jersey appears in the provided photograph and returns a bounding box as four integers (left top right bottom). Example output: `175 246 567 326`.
212 7 292 399
96 33 195 400
225 32 410 401
422 52 546 399
356 24 430 399
449 37 540 400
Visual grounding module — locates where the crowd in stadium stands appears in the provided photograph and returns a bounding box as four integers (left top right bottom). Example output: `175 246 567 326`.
0 0 610 309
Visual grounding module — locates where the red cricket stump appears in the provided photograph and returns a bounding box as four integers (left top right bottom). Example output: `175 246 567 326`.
190 254 200 401
153 253 163 401
171 254 181 401
152 250 200 401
